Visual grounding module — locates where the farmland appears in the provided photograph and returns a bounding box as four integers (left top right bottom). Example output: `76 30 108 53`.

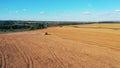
0 23 120 68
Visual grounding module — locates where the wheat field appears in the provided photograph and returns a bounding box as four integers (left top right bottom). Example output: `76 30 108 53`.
0 23 120 68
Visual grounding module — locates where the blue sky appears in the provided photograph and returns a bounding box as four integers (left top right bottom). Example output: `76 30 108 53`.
0 0 120 21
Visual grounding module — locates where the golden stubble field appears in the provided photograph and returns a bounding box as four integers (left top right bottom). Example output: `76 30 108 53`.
0 23 120 68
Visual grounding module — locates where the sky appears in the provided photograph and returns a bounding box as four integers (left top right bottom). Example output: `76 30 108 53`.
0 0 120 21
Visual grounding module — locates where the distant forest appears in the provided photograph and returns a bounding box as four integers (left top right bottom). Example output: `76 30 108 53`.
0 20 120 33
0 21 81 32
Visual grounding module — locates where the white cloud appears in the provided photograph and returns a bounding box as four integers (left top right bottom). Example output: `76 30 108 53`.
82 11 91 15
15 11 19 13
40 11 45 15
8 10 19 14
88 4 92 7
23 9 27 11
114 10 120 12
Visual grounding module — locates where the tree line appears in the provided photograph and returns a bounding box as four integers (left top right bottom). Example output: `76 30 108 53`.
0 20 119 32
0 21 47 32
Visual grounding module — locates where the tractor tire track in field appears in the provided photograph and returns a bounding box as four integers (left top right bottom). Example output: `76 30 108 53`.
9 37 28 67
47 47 67 68
0 50 6 68
47 37 86 68
25 36 67 68
0 52 1 67
15 37 34 68
43 39 64 68
3 36 33 68
43 37 67 68
22 36 63 68
0 37 7 68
